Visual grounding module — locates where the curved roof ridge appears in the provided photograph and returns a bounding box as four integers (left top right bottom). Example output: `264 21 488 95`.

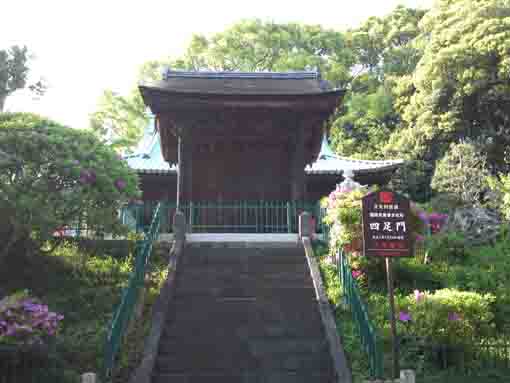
163 69 319 80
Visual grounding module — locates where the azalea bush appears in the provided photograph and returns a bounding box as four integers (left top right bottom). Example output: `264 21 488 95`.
321 186 370 252
412 207 453 262
0 113 141 258
397 288 495 346
0 291 64 346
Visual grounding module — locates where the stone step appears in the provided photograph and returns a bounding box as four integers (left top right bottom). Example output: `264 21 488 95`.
174 284 315 299
162 318 325 339
175 267 312 281
152 371 336 383
166 297 322 325
180 248 307 267
155 349 334 373
158 336 329 355
177 260 309 275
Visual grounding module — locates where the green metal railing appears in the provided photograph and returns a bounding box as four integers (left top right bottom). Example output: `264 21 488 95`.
338 249 384 378
120 200 327 234
101 202 161 382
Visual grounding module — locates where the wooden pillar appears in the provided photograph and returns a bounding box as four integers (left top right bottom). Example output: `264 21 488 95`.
291 124 306 201
176 134 183 210
176 132 193 197
176 129 193 231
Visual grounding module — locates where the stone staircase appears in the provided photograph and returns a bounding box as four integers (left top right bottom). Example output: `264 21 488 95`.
151 245 338 383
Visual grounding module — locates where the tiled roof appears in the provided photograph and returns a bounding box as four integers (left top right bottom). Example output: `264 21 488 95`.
123 118 176 175
140 70 336 96
163 70 321 80
304 136 404 175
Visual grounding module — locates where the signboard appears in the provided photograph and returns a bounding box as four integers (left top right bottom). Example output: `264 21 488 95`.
362 190 412 257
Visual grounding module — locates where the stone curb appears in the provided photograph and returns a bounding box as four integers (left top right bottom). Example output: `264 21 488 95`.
302 237 352 383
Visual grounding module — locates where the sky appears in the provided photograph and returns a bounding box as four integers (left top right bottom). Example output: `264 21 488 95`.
1 0 432 129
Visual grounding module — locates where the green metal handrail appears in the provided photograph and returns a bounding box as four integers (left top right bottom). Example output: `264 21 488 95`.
120 200 327 234
338 248 384 378
101 202 161 382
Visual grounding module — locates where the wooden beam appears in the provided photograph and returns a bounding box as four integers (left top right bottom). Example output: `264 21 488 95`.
291 123 306 201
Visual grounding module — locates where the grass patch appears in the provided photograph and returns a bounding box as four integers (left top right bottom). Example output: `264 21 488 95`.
313 241 371 382
0 240 168 381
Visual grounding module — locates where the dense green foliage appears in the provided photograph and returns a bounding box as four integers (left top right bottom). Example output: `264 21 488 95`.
385 0 510 171
331 6 426 159
0 113 140 258
0 241 168 382
431 141 490 205
170 19 353 83
90 89 148 150
488 174 510 219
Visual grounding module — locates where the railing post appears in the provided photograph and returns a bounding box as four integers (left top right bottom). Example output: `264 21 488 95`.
299 211 311 239
287 201 292 233
189 201 194 233
81 373 97 383
173 210 186 242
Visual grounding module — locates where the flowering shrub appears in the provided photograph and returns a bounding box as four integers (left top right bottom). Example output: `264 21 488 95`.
321 186 370 252
0 113 141 257
323 185 427 256
397 288 495 346
414 209 449 235
0 291 64 346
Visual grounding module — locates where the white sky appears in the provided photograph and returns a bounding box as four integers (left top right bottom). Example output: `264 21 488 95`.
1 0 432 128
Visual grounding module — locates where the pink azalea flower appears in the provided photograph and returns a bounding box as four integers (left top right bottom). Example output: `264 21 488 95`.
428 213 441 221
114 178 127 191
398 311 412 322
417 211 429 223
414 290 425 302
351 270 363 279
5 326 16 336
79 169 97 185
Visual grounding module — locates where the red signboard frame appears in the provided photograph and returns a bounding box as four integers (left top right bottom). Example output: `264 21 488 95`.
362 190 412 257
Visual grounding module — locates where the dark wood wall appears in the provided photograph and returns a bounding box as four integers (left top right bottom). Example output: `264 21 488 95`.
140 174 176 201
191 141 291 201
139 171 395 203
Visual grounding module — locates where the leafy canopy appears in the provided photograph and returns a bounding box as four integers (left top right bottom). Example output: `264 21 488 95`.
385 0 510 171
0 45 45 112
330 6 426 159
431 141 490 205
0 113 140 257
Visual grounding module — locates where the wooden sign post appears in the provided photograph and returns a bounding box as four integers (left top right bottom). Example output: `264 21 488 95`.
362 190 412 379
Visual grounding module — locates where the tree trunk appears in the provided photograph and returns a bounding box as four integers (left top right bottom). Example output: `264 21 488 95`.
0 94 5 112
